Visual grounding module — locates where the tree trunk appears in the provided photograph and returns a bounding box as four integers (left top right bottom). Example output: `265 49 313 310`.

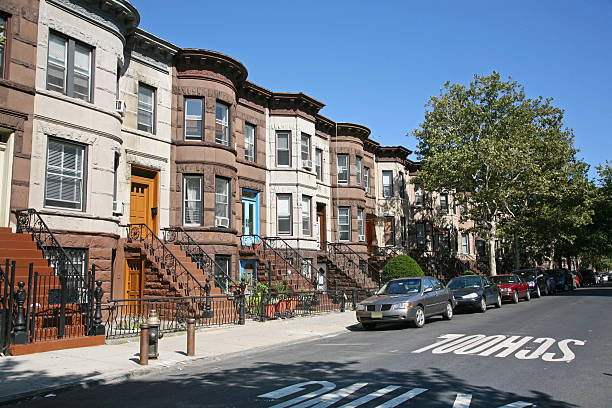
514 230 520 270
489 222 497 276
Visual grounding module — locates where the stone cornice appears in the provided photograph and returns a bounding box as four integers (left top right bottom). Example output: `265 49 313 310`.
315 114 335 135
238 81 272 106
175 49 248 89
270 92 325 116
364 138 380 153
132 28 179 61
336 122 371 140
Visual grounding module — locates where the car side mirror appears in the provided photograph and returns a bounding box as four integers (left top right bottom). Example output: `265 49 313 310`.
424 287 433 293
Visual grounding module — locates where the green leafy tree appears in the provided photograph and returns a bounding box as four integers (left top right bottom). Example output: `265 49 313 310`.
382 255 424 282
412 72 580 275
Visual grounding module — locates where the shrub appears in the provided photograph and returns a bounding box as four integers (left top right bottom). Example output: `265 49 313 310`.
462 270 477 275
382 255 424 282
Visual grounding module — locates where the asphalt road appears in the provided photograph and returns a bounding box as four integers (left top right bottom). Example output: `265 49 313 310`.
10 285 612 408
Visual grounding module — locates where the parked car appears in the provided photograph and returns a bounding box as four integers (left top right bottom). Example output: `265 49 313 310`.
571 272 580 288
581 269 597 286
542 270 558 294
514 268 546 297
602 273 609 284
490 274 530 303
551 268 574 291
447 275 501 312
356 276 455 330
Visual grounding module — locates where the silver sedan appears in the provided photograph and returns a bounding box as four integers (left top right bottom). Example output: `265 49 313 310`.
356 276 456 330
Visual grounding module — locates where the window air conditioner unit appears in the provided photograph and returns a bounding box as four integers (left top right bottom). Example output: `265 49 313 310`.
112 201 123 215
302 159 312 169
358 235 365 242
215 217 230 228
115 100 126 116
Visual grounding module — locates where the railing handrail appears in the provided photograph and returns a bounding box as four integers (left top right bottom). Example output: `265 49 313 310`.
163 226 237 290
240 234 316 289
329 242 380 280
325 241 375 287
13 209 86 286
126 223 205 296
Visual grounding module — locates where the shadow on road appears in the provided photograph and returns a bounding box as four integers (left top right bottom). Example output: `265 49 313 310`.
5 356 579 408
553 286 612 297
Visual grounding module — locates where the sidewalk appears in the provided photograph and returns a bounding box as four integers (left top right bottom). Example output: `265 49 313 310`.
0 311 358 404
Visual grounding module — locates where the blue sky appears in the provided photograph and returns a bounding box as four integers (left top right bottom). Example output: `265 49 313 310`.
131 0 611 180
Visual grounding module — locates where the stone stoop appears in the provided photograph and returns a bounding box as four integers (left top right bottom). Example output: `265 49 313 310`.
318 252 378 301
240 244 313 291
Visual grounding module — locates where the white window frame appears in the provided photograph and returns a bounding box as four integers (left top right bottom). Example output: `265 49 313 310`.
44 138 86 211
440 193 449 212
357 208 365 242
301 133 310 161
462 234 469 254
215 101 230 146
415 188 424 206
364 167 370 193
276 132 291 167
184 97 204 140
47 31 93 103
277 194 292 235
337 154 349 184
382 171 393 198
245 123 256 162
356 157 362 186
183 175 203 226
137 83 156 134
315 148 322 181
302 195 311 236
214 177 230 228
338 207 351 242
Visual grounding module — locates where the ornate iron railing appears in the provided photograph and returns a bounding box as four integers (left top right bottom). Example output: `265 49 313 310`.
325 242 377 289
126 224 205 297
329 242 381 284
246 290 343 321
163 227 236 293
240 235 316 290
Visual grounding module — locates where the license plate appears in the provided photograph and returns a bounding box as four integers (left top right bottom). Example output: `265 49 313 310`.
370 311 383 319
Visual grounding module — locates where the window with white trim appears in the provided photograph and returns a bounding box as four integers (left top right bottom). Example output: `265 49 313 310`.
137 84 155 134
337 154 349 184
215 102 230 146
183 175 202 226
276 132 290 166
415 187 424 206
338 207 350 242
357 209 365 242
45 138 86 210
47 31 93 102
462 234 469 254
184 98 203 140
382 171 393 198
277 194 291 235
356 157 362 186
214 177 230 228
302 195 311 236
364 167 370 193
301 133 310 162
315 148 322 181
245 123 256 162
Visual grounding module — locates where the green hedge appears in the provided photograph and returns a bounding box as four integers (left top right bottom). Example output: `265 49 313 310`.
462 270 477 275
382 255 424 282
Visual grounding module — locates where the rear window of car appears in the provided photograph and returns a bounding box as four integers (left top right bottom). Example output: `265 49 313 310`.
448 276 482 289
379 279 421 295
491 275 518 284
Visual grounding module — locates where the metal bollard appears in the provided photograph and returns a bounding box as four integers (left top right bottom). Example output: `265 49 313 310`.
352 288 357 311
186 318 195 357
139 323 150 365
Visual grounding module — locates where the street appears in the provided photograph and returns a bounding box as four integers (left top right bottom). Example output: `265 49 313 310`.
10 286 612 407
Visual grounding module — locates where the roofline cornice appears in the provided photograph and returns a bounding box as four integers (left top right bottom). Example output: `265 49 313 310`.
175 49 248 88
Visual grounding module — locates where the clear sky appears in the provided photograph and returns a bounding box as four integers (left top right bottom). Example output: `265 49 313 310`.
130 0 611 180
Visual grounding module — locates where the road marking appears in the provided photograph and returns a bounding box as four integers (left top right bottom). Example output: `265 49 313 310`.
497 402 534 407
375 388 428 408
542 339 585 362
452 393 472 408
289 382 368 408
411 334 466 353
337 385 401 408
515 337 555 360
260 381 336 408
478 336 534 357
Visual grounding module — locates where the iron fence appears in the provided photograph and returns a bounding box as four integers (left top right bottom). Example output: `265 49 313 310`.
246 290 343 320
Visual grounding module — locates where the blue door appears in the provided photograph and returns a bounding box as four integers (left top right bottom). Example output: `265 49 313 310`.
241 189 259 246
239 260 257 294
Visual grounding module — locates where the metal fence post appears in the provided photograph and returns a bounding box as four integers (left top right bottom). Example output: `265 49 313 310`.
203 278 213 318
13 282 27 344
93 280 105 335
238 278 246 325
333 278 338 304
58 262 67 339
340 290 346 312
352 288 357 311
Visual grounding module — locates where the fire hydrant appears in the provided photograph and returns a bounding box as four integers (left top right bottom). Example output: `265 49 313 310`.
146 309 163 359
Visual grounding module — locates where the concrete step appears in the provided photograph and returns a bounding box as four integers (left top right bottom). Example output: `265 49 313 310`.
0 239 38 250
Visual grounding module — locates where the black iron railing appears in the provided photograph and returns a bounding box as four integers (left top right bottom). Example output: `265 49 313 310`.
240 235 316 290
127 224 205 297
325 242 377 289
163 227 236 293
329 242 381 284
246 290 343 321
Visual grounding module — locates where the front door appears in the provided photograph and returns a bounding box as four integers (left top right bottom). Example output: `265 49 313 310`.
0 132 13 227
130 169 158 233
316 203 326 250
241 189 259 246
366 217 374 252
125 258 143 312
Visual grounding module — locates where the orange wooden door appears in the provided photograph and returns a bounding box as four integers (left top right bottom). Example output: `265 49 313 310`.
125 258 143 305
130 171 158 233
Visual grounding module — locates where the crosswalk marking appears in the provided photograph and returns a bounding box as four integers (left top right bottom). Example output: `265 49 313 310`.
452 393 472 408
337 385 401 408
375 388 428 408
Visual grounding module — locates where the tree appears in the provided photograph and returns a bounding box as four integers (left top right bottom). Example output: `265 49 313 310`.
382 255 424 282
412 72 580 275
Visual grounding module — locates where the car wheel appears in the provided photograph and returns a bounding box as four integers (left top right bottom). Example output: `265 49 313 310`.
362 322 376 331
495 293 502 308
543 285 549 296
535 286 541 298
442 302 453 320
413 306 425 328
478 297 487 313
525 290 531 301
512 291 519 304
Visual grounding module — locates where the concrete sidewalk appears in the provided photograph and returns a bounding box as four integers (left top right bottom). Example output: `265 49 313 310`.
0 311 357 404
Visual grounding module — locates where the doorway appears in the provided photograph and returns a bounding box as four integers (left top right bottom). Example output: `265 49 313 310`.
130 168 158 234
0 131 14 227
366 216 375 252
239 259 257 294
124 258 143 311
241 189 259 246
316 203 326 250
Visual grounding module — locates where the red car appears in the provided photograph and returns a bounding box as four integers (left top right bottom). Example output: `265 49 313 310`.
490 274 531 303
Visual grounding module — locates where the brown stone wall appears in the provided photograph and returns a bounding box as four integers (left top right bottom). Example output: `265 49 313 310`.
0 0 39 222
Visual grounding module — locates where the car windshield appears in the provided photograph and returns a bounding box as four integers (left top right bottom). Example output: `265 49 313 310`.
490 275 518 284
517 271 536 281
448 276 481 289
377 279 421 295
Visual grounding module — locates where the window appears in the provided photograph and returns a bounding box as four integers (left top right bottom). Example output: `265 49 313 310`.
416 223 426 248
432 279 444 291
244 123 256 162
401 216 407 247
215 102 230 146
415 188 423 206
384 216 395 246
364 167 370 194
184 98 203 140
399 173 405 198
382 171 393 198
315 148 323 181
301 259 312 280
462 234 469 254
0 16 6 78
338 207 351 241
214 255 231 292
183 175 203 226
301 133 310 163
277 194 292 235
356 157 362 186
357 209 365 242
47 32 93 102
45 138 86 210
337 154 349 184
276 132 290 166
440 193 449 213
137 84 155 133
112 153 119 203
302 196 311 236
214 177 230 228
